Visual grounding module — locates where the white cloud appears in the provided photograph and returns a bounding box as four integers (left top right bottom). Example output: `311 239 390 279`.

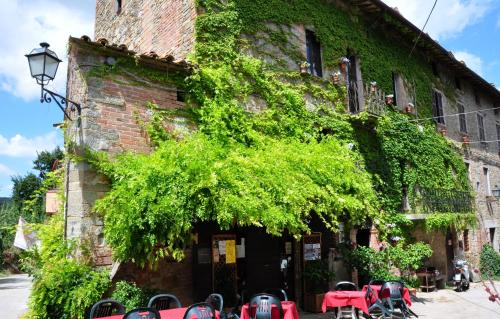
453 51 483 75
0 163 14 176
0 0 94 101
0 131 61 157
382 0 489 40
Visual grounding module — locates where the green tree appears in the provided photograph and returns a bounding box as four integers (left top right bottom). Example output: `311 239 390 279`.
33 146 64 179
11 173 43 215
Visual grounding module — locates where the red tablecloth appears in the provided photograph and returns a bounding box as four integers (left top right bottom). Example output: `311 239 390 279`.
361 285 412 306
97 307 220 319
240 301 299 319
321 291 369 315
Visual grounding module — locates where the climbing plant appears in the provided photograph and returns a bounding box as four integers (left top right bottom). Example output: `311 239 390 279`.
82 0 473 266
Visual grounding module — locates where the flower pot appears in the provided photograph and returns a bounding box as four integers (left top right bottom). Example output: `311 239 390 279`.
300 62 310 75
462 135 470 144
304 292 325 313
440 129 447 136
331 73 341 85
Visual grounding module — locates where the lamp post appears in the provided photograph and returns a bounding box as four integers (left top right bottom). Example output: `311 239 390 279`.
25 42 81 121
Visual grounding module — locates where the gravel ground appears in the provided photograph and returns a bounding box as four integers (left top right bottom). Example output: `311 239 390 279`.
0 274 32 319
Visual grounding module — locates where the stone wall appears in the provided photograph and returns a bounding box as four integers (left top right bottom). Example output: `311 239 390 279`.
113 250 194 304
95 0 197 59
66 41 187 267
436 66 500 268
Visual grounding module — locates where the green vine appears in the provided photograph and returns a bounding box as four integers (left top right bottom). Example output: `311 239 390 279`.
81 0 474 265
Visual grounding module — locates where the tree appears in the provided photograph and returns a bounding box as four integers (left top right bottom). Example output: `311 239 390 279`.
33 146 64 179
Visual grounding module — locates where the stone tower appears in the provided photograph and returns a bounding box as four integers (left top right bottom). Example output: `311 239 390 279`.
95 0 197 59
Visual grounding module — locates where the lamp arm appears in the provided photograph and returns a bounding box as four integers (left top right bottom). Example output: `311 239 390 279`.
40 85 81 121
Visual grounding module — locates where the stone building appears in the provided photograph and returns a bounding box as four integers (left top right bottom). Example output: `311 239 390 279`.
63 0 500 305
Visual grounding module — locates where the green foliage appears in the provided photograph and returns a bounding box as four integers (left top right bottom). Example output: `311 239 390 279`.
342 242 432 287
303 259 335 293
11 173 43 218
33 146 64 179
89 133 380 265
111 281 148 311
425 213 476 231
80 0 474 266
479 244 500 279
24 216 110 319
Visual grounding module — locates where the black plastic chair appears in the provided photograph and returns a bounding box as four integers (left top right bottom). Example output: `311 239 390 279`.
365 282 391 319
124 307 161 319
148 294 182 311
206 294 225 319
368 279 386 286
89 299 126 318
380 281 417 318
335 281 358 291
183 302 216 319
248 293 283 319
263 289 288 301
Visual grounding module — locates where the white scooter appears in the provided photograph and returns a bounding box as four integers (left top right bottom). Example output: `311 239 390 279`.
453 258 471 292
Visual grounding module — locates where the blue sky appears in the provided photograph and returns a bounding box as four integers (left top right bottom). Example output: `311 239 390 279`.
0 0 499 197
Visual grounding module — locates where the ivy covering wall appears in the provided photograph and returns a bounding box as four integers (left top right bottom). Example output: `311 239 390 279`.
85 0 474 265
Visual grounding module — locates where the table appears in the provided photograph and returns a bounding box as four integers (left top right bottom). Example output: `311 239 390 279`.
321 291 369 315
416 272 436 292
97 307 220 319
361 285 412 306
240 301 299 319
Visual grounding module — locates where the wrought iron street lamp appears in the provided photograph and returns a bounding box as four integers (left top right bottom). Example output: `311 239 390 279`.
25 42 81 121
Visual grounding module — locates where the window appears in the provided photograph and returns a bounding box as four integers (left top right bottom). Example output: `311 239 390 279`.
497 123 500 149
463 230 469 252
306 30 322 77
116 0 122 14
465 162 470 180
490 228 496 245
458 103 467 133
431 62 439 77
484 167 491 196
176 89 185 102
432 91 445 124
474 90 481 105
477 113 486 142
455 77 462 90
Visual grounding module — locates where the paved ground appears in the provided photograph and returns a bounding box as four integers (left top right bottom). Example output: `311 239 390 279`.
411 281 500 318
301 281 500 319
0 274 32 319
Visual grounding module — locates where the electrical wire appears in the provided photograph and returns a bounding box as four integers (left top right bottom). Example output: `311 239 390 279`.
409 0 438 58
394 106 500 123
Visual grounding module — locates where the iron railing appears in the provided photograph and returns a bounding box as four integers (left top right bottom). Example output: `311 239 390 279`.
410 186 474 214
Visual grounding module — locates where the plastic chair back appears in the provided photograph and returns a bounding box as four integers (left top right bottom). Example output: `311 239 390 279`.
148 294 182 310
369 279 386 286
263 289 288 301
124 307 161 319
248 293 283 319
206 293 224 312
89 299 126 318
183 302 216 319
335 281 358 291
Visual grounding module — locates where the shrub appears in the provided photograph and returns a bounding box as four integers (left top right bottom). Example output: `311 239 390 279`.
111 281 148 311
24 216 110 319
479 244 500 278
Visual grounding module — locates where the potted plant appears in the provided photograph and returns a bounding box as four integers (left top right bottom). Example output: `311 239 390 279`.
405 103 414 113
300 61 310 75
303 260 335 313
462 135 470 144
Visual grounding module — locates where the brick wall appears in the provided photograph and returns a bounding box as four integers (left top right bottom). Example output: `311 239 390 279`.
95 0 197 59
113 249 194 304
66 42 188 268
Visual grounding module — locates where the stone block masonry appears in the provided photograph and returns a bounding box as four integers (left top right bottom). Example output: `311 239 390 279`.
65 40 189 269
95 0 197 60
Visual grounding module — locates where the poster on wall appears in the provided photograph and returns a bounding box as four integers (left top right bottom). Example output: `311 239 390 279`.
303 233 321 261
226 240 236 264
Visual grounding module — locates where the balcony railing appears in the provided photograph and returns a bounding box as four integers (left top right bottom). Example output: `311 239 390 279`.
348 81 387 116
410 186 474 214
